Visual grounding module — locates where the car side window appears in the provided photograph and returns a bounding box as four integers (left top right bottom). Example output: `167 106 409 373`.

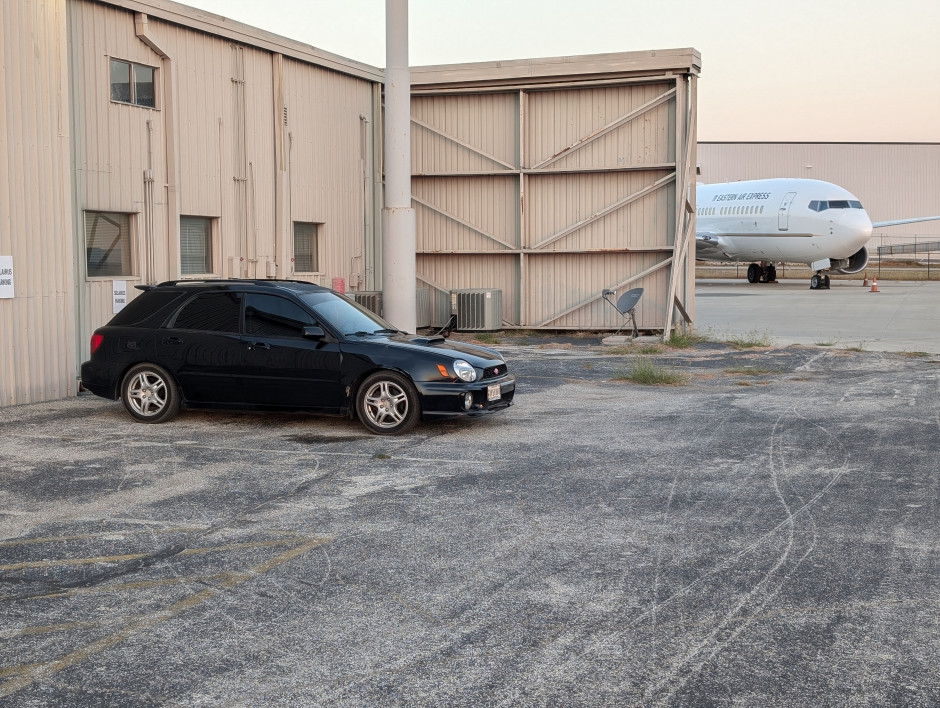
245 293 316 337
172 292 242 332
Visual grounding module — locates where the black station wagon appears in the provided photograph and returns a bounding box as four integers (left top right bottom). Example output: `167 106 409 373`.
80 280 515 435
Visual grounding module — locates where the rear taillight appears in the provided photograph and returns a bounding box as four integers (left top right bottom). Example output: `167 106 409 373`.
90 333 104 354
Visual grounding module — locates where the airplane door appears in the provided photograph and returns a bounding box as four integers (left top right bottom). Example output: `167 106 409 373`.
778 191 797 231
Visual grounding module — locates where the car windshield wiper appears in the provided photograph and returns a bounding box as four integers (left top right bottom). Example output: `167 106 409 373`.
372 328 403 335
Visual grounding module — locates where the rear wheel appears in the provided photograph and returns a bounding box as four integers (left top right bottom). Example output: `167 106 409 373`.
121 363 180 423
747 263 760 284
356 371 420 435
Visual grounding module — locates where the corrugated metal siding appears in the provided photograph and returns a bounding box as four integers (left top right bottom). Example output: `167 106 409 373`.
284 57 377 287
0 0 76 406
525 83 675 170
698 143 940 244
412 93 518 174
65 1 380 366
411 66 697 330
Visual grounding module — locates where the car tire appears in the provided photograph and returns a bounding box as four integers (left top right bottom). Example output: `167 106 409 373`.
120 363 181 423
356 371 420 435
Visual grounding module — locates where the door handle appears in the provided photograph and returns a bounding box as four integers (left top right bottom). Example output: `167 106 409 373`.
250 342 271 350
163 336 182 345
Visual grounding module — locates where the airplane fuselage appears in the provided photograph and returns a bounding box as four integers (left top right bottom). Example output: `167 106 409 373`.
695 178 873 271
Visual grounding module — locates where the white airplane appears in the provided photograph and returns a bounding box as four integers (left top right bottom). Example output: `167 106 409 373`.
695 177 940 289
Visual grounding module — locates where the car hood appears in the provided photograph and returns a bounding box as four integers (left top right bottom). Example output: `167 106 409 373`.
347 333 505 364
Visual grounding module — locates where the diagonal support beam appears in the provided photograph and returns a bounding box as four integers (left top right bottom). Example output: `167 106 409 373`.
411 116 517 171
412 195 517 250
532 173 675 250
535 257 673 327
531 88 677 170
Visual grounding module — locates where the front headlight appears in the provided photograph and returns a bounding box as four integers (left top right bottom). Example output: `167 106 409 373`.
453 359 477 382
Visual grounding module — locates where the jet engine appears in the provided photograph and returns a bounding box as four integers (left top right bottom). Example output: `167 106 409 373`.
832 246 869 275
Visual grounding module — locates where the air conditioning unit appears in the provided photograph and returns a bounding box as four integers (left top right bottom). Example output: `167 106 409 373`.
349 291 383 316
450 289 502 332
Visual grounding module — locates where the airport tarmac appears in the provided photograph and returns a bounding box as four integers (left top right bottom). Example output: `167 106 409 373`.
694 278 940 354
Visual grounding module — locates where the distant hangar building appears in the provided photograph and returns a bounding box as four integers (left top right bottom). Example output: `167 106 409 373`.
1 0 700 407
697 142 940 248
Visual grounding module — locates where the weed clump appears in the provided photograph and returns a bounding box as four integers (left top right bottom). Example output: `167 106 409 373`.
613 357 686 385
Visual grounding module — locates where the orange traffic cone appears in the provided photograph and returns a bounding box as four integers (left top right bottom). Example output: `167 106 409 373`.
862 275 869 287
870 278 879 293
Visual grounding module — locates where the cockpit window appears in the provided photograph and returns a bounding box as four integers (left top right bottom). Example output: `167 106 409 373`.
808 199 864 212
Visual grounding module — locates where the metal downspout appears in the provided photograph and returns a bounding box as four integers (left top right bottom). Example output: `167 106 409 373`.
135 13 179 282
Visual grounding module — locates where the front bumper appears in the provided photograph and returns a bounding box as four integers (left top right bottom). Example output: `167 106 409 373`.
414 374 515 419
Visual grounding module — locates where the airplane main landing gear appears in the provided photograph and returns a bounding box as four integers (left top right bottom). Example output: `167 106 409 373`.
810 272 831 290
746 262 777 284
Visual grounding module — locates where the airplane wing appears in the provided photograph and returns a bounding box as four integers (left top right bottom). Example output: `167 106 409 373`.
695 232 736 261
873 215 940 228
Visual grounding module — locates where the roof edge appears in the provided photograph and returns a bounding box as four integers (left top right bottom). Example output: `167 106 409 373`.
411 48 702 88
100 0 385 82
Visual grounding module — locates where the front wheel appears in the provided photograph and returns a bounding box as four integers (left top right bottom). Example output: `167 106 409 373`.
356 371 420 435
121 363 181 423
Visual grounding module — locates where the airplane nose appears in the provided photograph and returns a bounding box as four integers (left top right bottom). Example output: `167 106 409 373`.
835 209 873 245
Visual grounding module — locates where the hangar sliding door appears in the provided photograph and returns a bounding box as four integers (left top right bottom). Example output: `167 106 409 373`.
410 51 700 332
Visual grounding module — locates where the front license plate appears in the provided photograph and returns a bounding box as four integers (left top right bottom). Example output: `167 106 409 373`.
487 383 502 402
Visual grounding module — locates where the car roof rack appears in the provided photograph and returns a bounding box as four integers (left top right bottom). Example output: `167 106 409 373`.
145 278 324 288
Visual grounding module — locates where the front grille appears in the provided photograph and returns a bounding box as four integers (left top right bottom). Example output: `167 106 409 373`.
482 364 508 380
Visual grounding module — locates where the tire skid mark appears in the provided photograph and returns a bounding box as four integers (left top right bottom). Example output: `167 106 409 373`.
643 407 849 704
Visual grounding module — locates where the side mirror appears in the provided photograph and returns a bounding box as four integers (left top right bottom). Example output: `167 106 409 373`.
302 325 326 340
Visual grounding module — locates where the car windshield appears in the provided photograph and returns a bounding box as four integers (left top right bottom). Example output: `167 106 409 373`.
298 291 401 336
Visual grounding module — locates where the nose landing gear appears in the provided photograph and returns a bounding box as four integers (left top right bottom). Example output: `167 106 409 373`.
810 272 831 290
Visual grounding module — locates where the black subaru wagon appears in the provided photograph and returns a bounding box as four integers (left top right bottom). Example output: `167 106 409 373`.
80 280 515 435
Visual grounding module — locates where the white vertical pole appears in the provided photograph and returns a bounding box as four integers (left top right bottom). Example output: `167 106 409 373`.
383 0 417 332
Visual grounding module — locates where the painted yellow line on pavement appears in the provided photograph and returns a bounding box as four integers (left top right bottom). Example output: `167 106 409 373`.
0 539 297 572
0 526 208 548
0 536 329 699
7 572 233 603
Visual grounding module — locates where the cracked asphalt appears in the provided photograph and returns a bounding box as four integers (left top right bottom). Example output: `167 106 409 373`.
2 340 940 706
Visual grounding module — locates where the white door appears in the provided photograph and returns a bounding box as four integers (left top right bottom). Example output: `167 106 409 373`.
778 191 797 231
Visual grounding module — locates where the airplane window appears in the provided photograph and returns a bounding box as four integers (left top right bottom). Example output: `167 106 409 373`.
829 200 850 209
808 200 819 211
850 200 863 209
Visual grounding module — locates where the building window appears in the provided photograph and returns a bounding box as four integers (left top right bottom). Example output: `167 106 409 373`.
180 217 214 275
110 59 156 108
85 211 133 278
293 222 320 273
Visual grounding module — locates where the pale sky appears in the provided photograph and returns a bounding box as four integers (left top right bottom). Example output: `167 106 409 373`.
185 0 940 142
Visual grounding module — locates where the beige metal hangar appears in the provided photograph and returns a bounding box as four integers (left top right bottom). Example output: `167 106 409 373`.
1 0 385 407
697 142 940 247
410 50 701 331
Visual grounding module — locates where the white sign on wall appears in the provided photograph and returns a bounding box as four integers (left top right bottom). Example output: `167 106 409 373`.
0 256 13 299
113 280 127 313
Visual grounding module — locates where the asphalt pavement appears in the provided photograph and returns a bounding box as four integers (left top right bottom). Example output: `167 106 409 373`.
695 278 940 354
2 331 940 706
